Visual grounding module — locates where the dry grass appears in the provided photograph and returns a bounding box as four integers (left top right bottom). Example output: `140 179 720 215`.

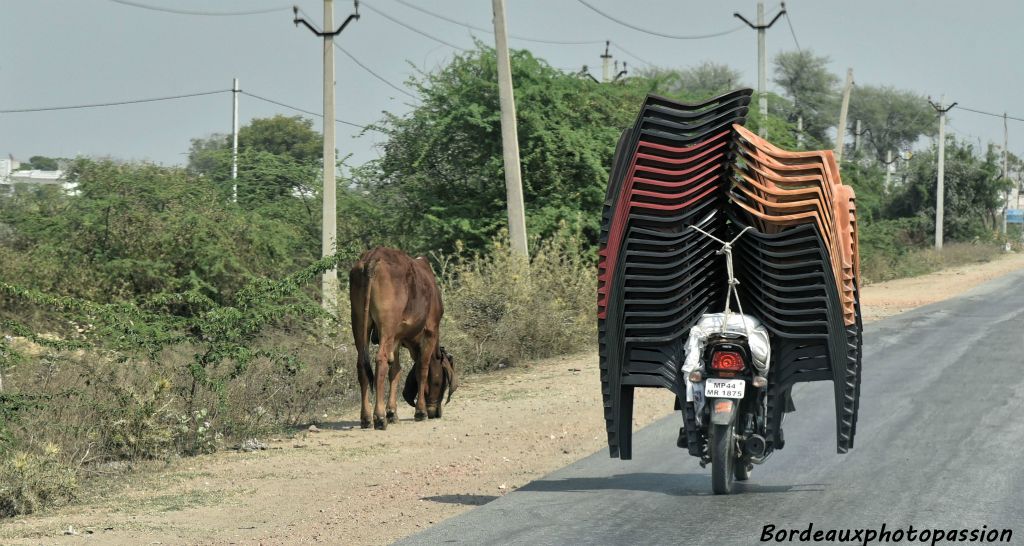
438 234 596 373
860 242 1003 284
0 446 77 517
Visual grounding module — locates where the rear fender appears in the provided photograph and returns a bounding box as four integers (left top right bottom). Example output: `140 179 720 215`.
709 398 738 426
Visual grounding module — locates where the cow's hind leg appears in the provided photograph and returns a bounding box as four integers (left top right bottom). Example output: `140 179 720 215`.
356 347 372 429
373 343 391 430
415 340 433 421
386 349 401 423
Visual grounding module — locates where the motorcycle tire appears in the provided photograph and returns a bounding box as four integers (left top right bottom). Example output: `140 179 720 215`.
711 422 735 495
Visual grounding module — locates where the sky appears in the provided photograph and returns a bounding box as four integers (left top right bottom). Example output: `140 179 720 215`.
2 0 1022 169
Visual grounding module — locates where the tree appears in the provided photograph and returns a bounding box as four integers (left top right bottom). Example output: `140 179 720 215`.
186 116 323 205
186 133 230 176
1007 151 1024 192
888 136 1010 240
848 85 936 163
772 50 838 148
25 156 60 171
185 116 389 265
187 115 322 175
362 44 646 254
639 62 743 101
836 160 886 224
239 115 322 164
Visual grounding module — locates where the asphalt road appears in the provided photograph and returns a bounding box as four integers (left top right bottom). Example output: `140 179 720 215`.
399 268 1024 545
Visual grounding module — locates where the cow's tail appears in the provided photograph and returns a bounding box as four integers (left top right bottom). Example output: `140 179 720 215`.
357 259 377 391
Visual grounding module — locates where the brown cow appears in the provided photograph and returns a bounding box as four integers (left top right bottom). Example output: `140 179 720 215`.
349 247 456 430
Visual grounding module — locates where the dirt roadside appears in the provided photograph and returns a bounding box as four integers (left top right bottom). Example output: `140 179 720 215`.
4 252 1024 546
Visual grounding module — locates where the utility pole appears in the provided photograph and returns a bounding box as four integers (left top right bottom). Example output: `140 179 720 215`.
854 119 861 154
1003 112 1009 236
796 116 803 149
492 0 529 257
881 149 907 190
835 68 853 163
601 40 612 83
294 1 360 313
734 2 786 138
885 150 893 189
231 77 240 202
928 96 957 250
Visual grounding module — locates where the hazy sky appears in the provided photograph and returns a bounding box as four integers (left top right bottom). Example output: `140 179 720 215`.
2 0 1022 169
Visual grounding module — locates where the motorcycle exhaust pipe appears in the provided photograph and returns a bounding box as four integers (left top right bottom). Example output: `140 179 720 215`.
743 434 766 458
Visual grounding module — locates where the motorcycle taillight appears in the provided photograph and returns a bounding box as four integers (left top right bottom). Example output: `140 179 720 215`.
710 350 745 372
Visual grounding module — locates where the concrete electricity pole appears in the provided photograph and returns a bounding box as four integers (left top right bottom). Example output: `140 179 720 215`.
796 116 803 149
928 96 957 250
231 77 240 202
834 68 854 163
601 41 612 83
854 119 862 154
884 150 894 189
734 2 786 138
294 1 360 313
492 0 529 257
1002 112 1009 236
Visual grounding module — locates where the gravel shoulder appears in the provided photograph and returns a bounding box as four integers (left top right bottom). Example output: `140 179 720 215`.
4 252 1023 546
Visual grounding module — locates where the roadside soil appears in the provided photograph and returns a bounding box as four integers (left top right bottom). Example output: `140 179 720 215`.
4 252 1023 546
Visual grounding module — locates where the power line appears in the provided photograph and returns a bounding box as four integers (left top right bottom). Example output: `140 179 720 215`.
386 0 655 71
944 122 987 149
576 0 746 40
609 41 654 68
358 2 467 51
386 0 654 68
0 87 379 131
239 91 322 120
389 0 489 34
783 9 801 52
956 105 1024 123
240 90 379 132
293 7 417 100
0 89 230 113
334 44 418 100
108 0 288 16
388 0 601 45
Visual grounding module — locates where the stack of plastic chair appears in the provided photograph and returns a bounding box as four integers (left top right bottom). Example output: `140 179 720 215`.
728 124 862 453
597 90 752 459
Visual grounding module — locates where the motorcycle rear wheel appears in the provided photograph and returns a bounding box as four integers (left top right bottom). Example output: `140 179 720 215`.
711 422 735 494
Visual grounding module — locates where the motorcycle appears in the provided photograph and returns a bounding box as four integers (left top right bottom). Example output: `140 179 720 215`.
680 225 772 495
596 91 863 496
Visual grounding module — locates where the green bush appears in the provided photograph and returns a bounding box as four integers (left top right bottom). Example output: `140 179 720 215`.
5 159 318 305
0 254 355 516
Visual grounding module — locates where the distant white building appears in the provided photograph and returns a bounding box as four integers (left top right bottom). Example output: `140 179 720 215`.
0 157 72 194
0 158 19 179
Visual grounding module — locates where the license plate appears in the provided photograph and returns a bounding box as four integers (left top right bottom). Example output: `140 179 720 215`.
704 378 745 399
